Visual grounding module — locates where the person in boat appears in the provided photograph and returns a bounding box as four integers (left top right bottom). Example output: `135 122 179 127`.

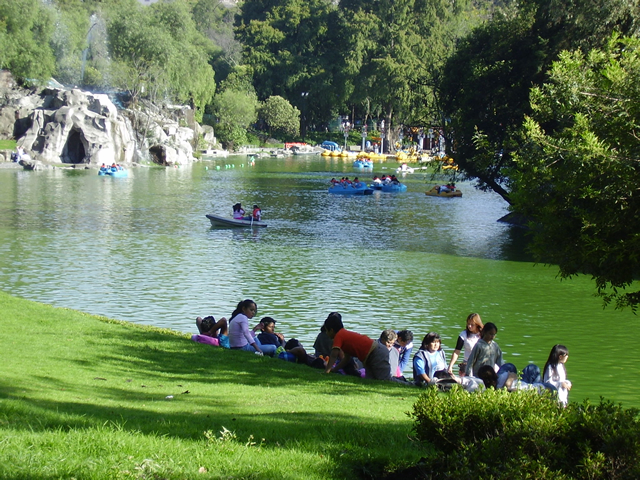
99 163 108 173
257 317 285 347
195 315 230 348
252 205 262 221
232 203 246 220
448 313 484 376
372 175 382 185
330 178 339 185
111 162 117 172
352 177 362 188
227 299 277 356
390 175 400 184
323 312 392 381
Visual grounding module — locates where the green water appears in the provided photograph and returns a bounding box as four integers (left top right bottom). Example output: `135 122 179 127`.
0 156 637 406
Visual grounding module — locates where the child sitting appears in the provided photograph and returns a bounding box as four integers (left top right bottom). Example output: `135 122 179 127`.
257 317 285 347
194 315 230 348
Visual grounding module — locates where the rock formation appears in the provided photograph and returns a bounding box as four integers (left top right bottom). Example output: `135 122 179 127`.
0 72 217 167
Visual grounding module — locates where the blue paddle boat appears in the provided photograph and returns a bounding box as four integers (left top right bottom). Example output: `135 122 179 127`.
380 183 407 193
99 165 128 178
353 160 373 169
328 182 373 195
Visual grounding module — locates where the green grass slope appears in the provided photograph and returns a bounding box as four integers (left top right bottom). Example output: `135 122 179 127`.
0 291 425 479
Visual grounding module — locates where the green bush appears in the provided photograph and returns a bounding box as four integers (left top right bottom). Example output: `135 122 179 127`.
407 386 640 479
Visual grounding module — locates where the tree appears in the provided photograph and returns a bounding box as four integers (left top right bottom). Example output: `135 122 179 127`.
0 0 56 82
259 95 300 137
212 67 259 148
108 1 216 120
235 0 345 126
440 0 640 203
510 34 640 310
337 0 482 149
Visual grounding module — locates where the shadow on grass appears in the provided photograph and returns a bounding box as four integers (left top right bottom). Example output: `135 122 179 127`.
83 326 417 398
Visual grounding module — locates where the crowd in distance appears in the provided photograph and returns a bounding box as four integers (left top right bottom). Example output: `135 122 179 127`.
192 300 572 406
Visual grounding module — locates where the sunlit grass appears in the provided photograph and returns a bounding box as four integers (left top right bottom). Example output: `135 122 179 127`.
0 139 17 150
0 291 427 479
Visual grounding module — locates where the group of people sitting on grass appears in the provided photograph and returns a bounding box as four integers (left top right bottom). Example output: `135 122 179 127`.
192 301 572 405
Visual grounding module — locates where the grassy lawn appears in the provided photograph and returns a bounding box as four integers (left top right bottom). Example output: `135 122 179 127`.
0 291 426 479
0 139 17 150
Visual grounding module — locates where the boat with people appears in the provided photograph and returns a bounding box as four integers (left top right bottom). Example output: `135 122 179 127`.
425 185 462 197
206 214 267 228
328 181 373 195
380 183 408 193
396 163 415 174
98 164 128 178
353 159 373 168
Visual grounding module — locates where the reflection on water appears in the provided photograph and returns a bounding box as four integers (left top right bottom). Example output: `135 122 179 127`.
0 158 638 407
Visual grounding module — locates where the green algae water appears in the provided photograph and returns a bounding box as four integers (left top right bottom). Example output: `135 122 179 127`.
0 156 637 407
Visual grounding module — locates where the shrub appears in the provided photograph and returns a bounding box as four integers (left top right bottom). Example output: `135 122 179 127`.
407 386 640 479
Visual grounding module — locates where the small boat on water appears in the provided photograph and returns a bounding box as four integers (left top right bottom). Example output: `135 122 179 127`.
353 159 373 169
99 166 128 178
206 214 267 228
381 183 407 193
328 182 373 195
425 186 462 197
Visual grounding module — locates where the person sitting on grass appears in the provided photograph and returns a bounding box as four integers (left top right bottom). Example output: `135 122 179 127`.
278 338 326 369
323 312 392 381
379 329 399 379
413 332 449 386
257 317 285 348
465 322 504 377
394 330 414 378
313 324 334 357
195 315 230 348
227 299 277 356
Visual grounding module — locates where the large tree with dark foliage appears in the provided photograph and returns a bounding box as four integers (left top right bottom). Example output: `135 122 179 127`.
511 34 640 310
440 0 640 203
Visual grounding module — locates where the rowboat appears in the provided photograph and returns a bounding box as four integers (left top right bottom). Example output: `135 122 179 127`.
425 186 462 197
206 214 267 228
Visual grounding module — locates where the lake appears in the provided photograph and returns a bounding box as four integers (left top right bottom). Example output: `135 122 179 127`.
0 155 637 407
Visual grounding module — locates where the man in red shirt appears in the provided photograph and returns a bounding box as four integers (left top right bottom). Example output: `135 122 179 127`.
323 312 392 381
